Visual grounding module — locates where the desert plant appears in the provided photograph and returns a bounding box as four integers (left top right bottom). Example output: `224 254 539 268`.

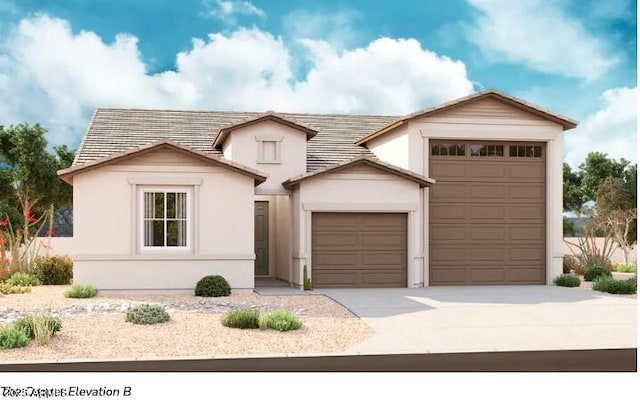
0 325 29 349
562 255 581 274
12 314 62 340
34 255 73 285
0 282 31 294
258 311 269 331
125 304 170 325
31 314 61 346
303 265 313 291
64 284 97 299
564 231 615 273
553 274 581 288
584 263 612 282
194 275 231 297
592 276 637 295
267 309 303 332
8 272 40 286
221 309 259 329
613 263 637 273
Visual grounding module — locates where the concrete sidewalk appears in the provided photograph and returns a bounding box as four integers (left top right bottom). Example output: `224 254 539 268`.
259 286 637 354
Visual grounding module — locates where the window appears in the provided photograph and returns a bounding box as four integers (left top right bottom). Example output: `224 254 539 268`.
470 144 504 157
142 189 189 249
431 143 466 156
509 145 542 158
256 136 283 163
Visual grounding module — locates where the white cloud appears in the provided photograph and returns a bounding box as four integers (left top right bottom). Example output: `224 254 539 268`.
0 15 475 148
564 87 637 167
465 0 618 80
283 9 362 50
200 0 266 25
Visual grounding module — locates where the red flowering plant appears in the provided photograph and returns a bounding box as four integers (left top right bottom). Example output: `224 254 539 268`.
0 193 55 279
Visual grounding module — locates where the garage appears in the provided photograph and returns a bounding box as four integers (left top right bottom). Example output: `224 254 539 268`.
312 212 408 288
429 141 546 285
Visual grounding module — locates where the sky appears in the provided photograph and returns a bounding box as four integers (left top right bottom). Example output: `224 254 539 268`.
0 0 636 168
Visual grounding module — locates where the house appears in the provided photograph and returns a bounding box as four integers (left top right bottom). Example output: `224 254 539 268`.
57 89 577 292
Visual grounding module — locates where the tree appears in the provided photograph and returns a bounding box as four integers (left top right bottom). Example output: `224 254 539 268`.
0 123 74 227
579 152 630 202
563 216 576 237
595 176 637 264
563 162 583 213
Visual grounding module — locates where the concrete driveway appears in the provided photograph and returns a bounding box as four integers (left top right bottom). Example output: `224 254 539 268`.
317 286 637 354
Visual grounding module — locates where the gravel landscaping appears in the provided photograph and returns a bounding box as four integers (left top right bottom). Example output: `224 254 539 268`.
0 286 373 361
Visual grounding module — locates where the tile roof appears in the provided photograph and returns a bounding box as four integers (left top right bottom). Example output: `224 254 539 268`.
74 108 399 172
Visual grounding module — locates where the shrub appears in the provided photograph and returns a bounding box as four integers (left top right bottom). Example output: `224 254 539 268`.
303 265 313 291
34 255 73 285
0 282 31 295
0 325 29 349
258 311 269 331
613 263 637 273
32 315 61 346
8 272 40 287
221 309 259 329
584 263 612 282
563 255 580 274
12 315 62 340
592 276 637 295
195 275 231 297
267 309 303 332
553 274 581 288
125 304 170 325
64 284 97 299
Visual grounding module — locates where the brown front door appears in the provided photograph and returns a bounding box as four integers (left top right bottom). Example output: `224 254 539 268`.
429 141 546 285
312 213 407 288
254 201 269 276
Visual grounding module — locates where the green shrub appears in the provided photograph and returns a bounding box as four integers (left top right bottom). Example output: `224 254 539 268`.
563 255 580 274
34 255 73 285
221 309 259 329
303 265 313 291
554 274 581 288
613 263 637 273
267 309 303 332
593 276 637 295
8 273 40 286
125 304 170 325
0 325 29 349
0 282 31 295
13 315 62 340
195 275 231 297
258 311 269 331
584 263 612 282
64 284 97 299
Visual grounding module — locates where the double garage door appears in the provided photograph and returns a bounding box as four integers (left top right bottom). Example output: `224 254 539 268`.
429 141 546 285
312 213 407 288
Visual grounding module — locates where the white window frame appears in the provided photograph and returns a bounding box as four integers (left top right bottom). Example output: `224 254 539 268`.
138 186 192 252
256 135 283 164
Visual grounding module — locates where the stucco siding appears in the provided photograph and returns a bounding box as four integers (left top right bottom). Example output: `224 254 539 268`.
71 151 256 291
223 120 307 195
367 125 409 169
275 195 292 282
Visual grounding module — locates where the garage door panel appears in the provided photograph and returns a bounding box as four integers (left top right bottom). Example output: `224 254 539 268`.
312 213 407 288
429 140 546 286
430 267 467 284
361 233 406 248
470 267 506 282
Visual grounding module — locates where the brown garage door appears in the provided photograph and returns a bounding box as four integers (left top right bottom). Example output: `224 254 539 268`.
312 213 407 288
429 141 546 285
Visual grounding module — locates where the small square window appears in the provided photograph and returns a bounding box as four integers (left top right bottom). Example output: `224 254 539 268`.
432 143 465 156
256 136 283 163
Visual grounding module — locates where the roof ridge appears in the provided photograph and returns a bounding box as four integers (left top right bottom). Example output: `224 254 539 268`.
94 107 399 119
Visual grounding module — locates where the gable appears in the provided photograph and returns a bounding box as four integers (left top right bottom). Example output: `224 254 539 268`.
426 96 545 122
115 147 211 167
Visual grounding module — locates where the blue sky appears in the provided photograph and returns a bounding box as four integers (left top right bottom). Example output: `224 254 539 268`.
0 0 636 167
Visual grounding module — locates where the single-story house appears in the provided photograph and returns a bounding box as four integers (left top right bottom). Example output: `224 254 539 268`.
58 89 577 291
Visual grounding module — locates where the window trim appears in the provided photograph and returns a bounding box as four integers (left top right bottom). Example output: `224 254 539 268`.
138 186 192 253
256 135 283 164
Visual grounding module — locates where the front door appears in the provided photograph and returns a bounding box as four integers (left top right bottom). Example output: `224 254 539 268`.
254 201 269 276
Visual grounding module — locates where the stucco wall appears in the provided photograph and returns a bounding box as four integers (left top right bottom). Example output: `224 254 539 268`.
367 125 409 169
275 195 292 282
71 148 256 290
295 164 422 288
223 120 307 195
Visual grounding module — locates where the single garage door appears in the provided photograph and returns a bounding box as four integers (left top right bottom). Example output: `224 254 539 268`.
429 141 546 285
312 213 407 288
